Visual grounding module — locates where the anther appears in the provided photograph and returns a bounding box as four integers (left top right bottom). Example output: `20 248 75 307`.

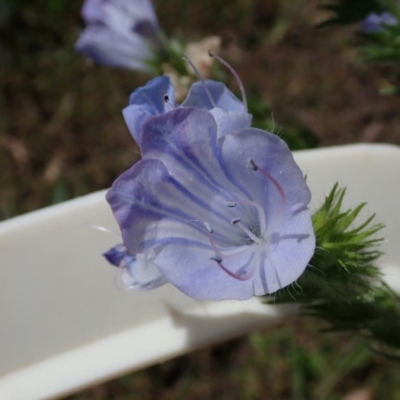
225 201 236 208
210 254 223 263
231 217 241 225
247 158 258 171
204 222 213 234
163 94 175 111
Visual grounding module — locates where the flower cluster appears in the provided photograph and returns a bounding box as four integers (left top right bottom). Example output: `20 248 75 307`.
104 73 315 301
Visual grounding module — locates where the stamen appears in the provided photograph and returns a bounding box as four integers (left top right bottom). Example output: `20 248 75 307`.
208 227 257 281
225 201 236 208
164 95 175 111
204 221 213 234
210 254 222 263
208 50 248 111
214 256 257 282
236 221 263 245
248 159 287 211
182 54 217 108
248 159 287 232
231 217 241 224
247 158 258 171
236 200 267 236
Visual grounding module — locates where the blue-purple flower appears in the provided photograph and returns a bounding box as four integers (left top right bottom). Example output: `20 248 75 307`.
122 75 252 145
75 0 163 72
104 79 315 301
361 12 398 33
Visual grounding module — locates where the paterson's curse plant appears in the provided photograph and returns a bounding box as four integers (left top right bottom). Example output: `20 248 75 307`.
104 74 315 301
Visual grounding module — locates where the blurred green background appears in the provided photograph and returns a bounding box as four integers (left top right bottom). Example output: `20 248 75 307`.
1 0 400 398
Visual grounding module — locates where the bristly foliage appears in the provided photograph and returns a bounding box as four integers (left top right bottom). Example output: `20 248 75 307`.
317 0 381 27
358 24 400 64
268 184 400 358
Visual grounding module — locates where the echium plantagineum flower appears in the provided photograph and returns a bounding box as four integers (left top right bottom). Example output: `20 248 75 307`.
104 73 315 301
75 0 163 72
121 73 252 145
361 11 398 33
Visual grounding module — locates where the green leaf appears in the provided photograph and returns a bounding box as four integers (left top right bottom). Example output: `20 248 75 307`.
265 184 400 358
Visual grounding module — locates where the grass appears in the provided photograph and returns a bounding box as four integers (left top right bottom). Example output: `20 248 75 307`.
65 318 400 400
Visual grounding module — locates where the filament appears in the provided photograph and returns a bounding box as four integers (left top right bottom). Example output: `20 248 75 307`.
216 258 257 281
182 54 216 108
208 50 247 111
236 200 267 237
249 159 287 232
236 221 263 244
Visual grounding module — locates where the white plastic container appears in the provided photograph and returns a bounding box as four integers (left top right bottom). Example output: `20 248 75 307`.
1 144 399 400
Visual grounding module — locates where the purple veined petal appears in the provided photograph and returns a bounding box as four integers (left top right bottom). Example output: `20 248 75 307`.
140 107 250 205
210 107 252 138
75 25 153 71
138 108 273 246
218 127 311 215
153 240 256 301
121 78 251 146
181 80 246 112
122 76 175 143
252 208 315 295
181 80 252 136
128 76 174 107
103 243 167 290
106 157 242 253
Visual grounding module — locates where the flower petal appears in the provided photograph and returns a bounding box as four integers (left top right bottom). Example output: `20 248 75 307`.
106 156 240 252
75 25 152 70
154 241 255 300
210 108 252 138
81 0 159 29
181 80 245 112
121 251 167 291
103 243 167 290
123 76 175 143
219 128 311 216
140 107 238 197
140 108 252 233
77 0 161 71
252 208 315 295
